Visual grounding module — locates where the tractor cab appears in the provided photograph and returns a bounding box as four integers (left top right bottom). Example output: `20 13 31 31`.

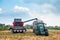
36 23 45 31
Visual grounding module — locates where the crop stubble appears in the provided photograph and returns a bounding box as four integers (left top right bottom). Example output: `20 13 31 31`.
0 29 60 40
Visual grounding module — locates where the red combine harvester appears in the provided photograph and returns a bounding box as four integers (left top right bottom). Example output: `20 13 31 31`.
9 18 38 33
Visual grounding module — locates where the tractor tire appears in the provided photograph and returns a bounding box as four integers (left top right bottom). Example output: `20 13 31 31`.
35 31 39 35
45 29 49 36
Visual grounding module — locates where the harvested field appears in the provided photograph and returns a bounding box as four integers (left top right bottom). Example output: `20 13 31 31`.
0 29 60 40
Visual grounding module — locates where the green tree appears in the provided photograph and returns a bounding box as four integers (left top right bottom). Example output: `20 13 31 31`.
25 24 33 29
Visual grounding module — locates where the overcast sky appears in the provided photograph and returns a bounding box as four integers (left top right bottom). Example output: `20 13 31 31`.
0 0 60 26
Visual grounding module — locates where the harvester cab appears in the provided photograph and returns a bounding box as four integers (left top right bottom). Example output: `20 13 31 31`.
13 19 24 27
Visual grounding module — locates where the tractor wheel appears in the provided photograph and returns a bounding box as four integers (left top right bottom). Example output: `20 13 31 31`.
45 29 49 36
35 31 39 35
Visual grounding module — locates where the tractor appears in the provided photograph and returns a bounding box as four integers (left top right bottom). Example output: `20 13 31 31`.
33 20 49 36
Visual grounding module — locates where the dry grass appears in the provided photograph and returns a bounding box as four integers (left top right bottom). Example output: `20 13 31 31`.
0 29 60 40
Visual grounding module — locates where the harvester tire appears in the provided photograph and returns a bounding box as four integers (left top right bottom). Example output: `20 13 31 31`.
12 29 17 33
19 30 23 33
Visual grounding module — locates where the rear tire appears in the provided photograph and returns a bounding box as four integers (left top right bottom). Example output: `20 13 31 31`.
45 29 49 36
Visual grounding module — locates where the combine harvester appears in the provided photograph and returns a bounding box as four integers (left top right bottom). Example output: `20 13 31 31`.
9 18 49 36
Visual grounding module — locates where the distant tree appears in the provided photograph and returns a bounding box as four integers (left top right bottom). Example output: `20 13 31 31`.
55 26 58 28
25 24 33 29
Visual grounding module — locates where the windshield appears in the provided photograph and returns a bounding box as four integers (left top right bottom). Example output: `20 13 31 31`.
37 23 43 27
37 23 44 30
16 22 20 26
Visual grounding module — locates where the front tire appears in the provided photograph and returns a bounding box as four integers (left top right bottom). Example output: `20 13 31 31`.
12 29 17 33
45 29 49 36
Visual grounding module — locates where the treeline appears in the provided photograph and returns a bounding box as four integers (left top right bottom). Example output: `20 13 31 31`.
24 24 33 29
47 26 60 30
0 24 8 30
0 24 60 30
25 25 60 30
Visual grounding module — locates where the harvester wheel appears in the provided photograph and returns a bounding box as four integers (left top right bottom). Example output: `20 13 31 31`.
16 30 19 32
23 30 26 32
12 29 17 33
19 30 23 33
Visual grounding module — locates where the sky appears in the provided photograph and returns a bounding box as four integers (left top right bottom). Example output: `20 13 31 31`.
0 0 60 26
